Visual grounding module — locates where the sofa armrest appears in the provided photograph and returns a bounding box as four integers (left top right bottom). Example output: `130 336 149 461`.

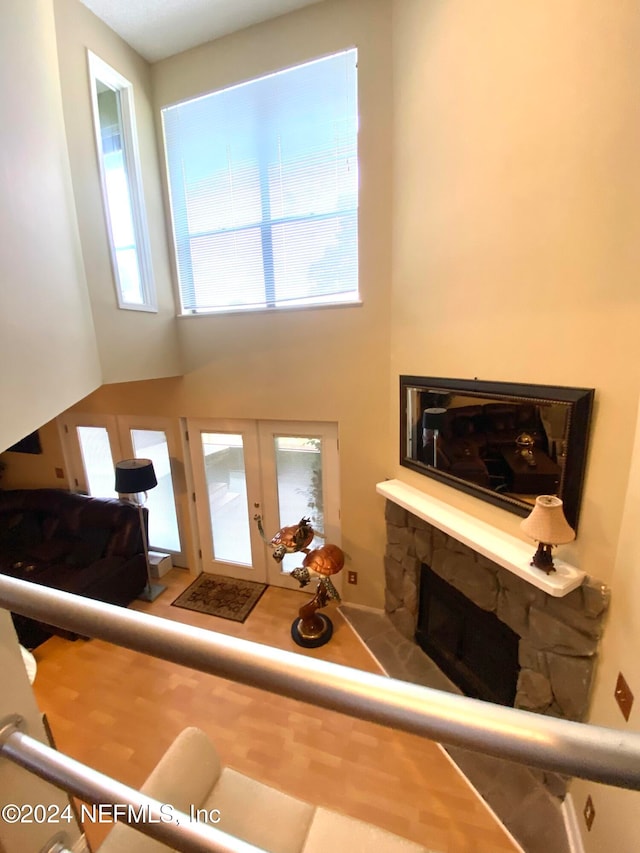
140 728 222 805
97 728 222 853
80 553 147 606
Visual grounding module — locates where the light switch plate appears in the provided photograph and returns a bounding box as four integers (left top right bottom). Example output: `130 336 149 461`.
615 672 634 722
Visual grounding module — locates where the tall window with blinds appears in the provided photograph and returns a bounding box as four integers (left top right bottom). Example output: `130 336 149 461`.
161 49 359 314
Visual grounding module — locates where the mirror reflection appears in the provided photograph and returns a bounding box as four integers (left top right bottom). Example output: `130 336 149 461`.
400 377 594 529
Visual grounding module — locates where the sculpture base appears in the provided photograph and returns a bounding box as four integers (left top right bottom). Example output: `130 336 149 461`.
291 614 333 648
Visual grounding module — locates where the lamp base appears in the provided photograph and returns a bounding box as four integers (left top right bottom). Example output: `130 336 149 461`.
137 583 167 602
530 542 556 575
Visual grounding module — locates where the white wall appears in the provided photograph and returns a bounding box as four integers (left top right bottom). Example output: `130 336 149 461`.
53 0 182 384
0 3 98 845
390 0 640 580
0 0 102 452
571 394 640 848
0 610 82 851
391 0 640 847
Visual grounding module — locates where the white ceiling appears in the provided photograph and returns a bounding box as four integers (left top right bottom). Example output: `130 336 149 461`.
78 0 324 63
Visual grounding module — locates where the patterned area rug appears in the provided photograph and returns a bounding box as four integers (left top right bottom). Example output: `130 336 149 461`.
171 573 267 623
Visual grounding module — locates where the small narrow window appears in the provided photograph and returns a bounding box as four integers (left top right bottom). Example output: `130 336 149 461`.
88 51 156 311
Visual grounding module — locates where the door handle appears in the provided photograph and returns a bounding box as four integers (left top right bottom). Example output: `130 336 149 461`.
254 514 267 541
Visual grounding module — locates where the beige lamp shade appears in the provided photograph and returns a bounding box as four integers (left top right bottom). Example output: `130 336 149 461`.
520 495 575 545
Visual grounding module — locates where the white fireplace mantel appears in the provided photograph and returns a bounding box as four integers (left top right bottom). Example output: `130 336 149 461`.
377 479 585 597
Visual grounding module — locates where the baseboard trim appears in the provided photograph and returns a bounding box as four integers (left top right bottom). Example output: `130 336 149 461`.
562 793 586 853
338 602 385 615
337 604 389 671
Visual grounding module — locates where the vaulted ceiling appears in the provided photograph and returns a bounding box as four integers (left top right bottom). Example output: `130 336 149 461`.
78 0 324 62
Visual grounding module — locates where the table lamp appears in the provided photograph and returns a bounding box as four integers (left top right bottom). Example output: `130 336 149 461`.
520 495 575 574
115 458 165 602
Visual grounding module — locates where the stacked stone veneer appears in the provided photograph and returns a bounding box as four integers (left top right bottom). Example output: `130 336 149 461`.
384 500 610 722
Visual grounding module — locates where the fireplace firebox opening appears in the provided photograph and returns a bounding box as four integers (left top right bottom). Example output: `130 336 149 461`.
416 564 520 707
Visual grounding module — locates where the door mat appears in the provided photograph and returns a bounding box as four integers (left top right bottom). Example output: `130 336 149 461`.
171 573 267 623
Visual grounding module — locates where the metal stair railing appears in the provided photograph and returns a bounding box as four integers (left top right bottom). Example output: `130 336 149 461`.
2 574 640 790
0 715 267 853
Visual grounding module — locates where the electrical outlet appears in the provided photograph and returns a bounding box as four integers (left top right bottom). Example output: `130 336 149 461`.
583 795 595 831
614 672 634 722
347 571 358 585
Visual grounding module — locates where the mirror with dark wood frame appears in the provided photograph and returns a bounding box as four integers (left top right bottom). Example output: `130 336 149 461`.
400 376 594 531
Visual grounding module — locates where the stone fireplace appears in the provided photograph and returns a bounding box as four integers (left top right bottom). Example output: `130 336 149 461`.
382 493 610 723
416 563 521 706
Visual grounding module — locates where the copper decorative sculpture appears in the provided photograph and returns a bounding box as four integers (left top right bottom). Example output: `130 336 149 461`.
256 516 345 647
256 515 315 562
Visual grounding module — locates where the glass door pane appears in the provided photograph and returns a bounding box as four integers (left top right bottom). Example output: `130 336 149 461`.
130 429 180 553
258 422 339 591
77 426 117 497
202 432 251 566
273 435 324 576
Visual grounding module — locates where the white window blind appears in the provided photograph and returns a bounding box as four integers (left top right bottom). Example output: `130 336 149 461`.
161 49 359 314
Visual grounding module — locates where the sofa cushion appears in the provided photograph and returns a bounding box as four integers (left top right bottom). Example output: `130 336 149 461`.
0 513 24 544
26 538 74 563
41 514 61 540
303 807 433 853
31 556 127 596
0 511 42 548
64 526 112 567
204 768 314 853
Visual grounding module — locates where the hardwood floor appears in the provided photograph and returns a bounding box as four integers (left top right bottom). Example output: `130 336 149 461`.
31 569 521 853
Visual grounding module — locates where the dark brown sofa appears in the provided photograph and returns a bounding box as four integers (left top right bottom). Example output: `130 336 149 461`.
0 489 148 648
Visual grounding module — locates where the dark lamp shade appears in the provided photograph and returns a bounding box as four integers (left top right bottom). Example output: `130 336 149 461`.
422 407 447 430
115 458 157 494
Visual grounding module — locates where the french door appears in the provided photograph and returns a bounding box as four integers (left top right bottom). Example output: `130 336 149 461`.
187 419 340 589
58 413 187 565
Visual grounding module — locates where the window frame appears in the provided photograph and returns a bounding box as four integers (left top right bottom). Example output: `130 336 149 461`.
87 50 157 313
